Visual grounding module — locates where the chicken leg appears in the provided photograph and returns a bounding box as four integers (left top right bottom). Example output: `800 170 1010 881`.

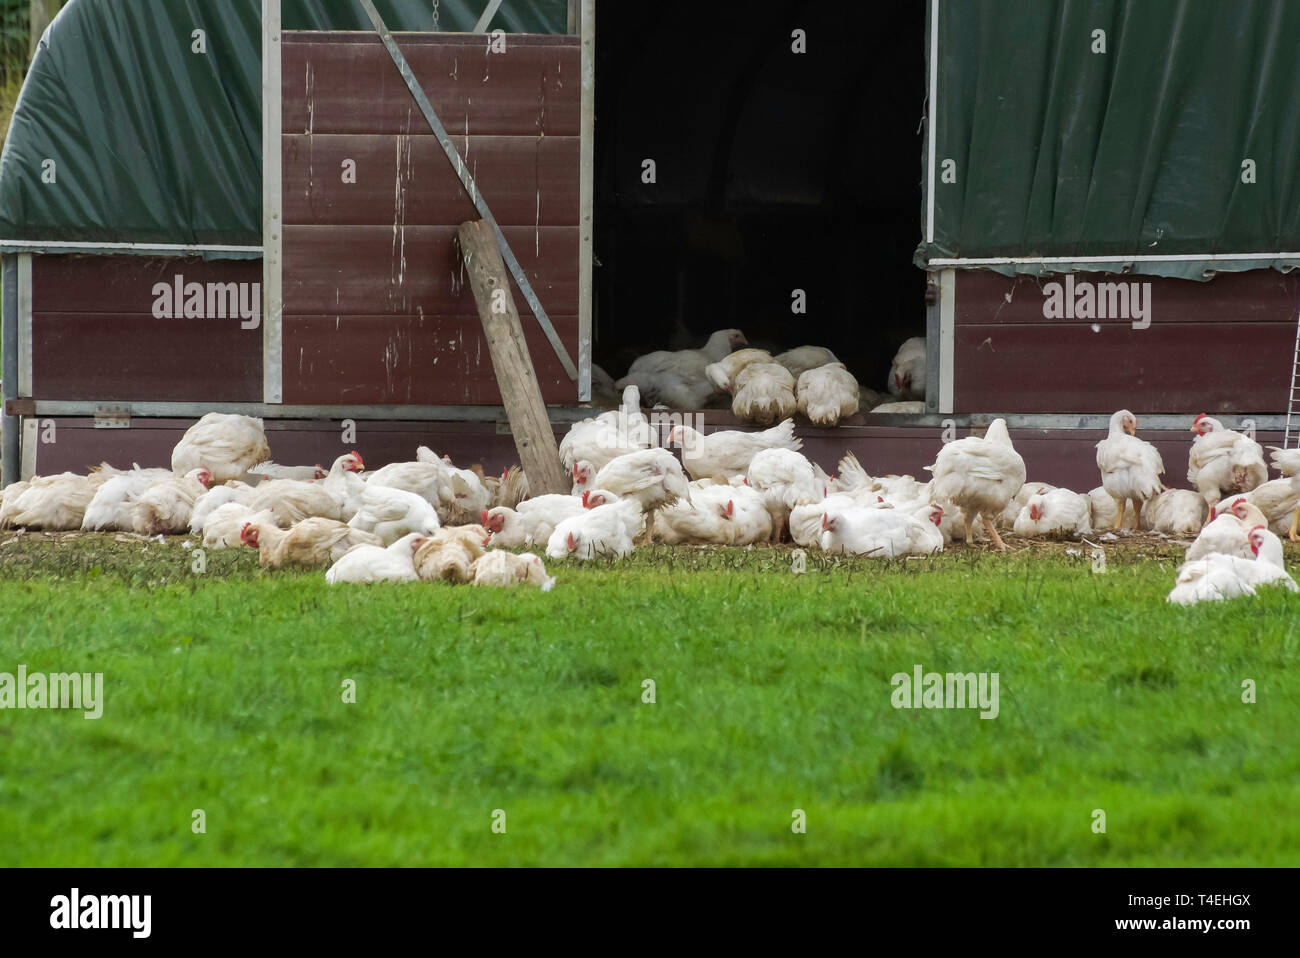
1112 498 1126 532
1290 506 1299 543
1130 498 1144 532
962 510 974 547
981 515 1007 551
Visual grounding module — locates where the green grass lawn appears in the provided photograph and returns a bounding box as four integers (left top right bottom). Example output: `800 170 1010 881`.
1 534 1298 866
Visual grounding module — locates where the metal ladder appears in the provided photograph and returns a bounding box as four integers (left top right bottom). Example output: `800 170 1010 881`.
1288 304 1300 449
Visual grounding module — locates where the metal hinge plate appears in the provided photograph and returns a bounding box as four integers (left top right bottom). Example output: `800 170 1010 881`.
94 406 131 429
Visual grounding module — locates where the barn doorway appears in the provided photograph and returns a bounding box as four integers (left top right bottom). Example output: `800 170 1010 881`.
592 0 927 401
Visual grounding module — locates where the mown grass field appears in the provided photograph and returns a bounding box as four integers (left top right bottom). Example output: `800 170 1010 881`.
1 532 1298 867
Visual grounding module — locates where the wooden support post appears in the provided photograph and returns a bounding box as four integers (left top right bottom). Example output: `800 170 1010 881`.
458 220 570 496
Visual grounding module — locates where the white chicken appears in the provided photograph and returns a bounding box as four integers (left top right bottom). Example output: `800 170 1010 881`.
796 363 860 426
471 550 556 590
1167 526 1297 605
242 515 382 569
546 498 643 560
1187 414 1267 512
887 337 926 400
926 418 1026 550
324 532 423 585
187 481 254 534
1012 488 1091 538
1095 409 1164 530
1087 485 1138 532
82 470 165 532
247 452 363 525
870 401 926 414
202 502 263 549
668 419 801 480
347 484 441 545
366 455 448 508
5 473 99 531
244 462 327 482
732 361 797 426
558 385 655 472
131 468 212 535
615 328 747 409
482 494 586 548
775 346 839 380
704 348 775 395
748 447 824 542
1140 488 1206 536
1228 475 1300 542
570 460 597 498
653 483 771 545
1185 498 1270 561
593 448 689 540
413 525 490 583
820 501 944 558
171 412 270 482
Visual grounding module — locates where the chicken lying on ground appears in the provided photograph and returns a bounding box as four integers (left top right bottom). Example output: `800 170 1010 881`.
413 525 490 584
171 412 270 483
471 550 555 590
324 532 424 585
998 482 1056 530
1087 486 1138 532
616 328 747 409
1012 488 1091 538
3 473 102 531
926 418 1026 551
347 485 441 545
203 503 264 549
546 498 643 560
797 363 860 426
1095 409 1164 531
1185 498 1270 561
888 337 926 401
483 495 586 548
131 468 212 535
188 482 254 535
732 362 797 426
819 501 944 558
1187 414 1267 515
669 419 800 480
1140 488 1206 536
1167 526 1297 605
1225 474 1300 542
247 452 364 525
243 462 327 482
241 515 381 569
653 483 771 545
82 467 175 532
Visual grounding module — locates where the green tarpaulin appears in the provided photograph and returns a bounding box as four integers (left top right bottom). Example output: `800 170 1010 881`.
0 0 566 255
916 0 1300 279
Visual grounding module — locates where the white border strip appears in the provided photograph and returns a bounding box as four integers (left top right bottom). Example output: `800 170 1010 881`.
262 0 284 404
930 252 1300 266
16 253 31 398
20 417 37 481
0 241 261 254
939 267 954 414
925 0 938 244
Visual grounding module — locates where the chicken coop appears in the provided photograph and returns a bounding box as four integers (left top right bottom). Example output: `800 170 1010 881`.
2 0 1299 491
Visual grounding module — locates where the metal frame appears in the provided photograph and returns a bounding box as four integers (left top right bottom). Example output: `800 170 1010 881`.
576 0 595 401
937 267 954 414
472 0 506 33
262 0 284 404
1 255 16 486
16 253 31 398
0 241 261 256
19 400 593 425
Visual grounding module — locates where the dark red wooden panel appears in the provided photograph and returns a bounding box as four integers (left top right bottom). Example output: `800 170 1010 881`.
282 314 579 405
282 33 579 137
32 255 262 314
955 268 1300 326
282 133 579 228
953 322 1291 414
282 225 578 318
32 314 262 402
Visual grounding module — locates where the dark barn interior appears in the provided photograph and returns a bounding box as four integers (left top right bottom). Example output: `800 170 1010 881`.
593 0 927 395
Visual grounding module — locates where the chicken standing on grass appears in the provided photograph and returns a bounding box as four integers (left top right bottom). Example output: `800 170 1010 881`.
926 419 1026 551
1095 409 1164 531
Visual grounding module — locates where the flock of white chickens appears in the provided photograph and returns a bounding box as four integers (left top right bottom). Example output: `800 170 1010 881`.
595 330 927 422
1 384 1297 607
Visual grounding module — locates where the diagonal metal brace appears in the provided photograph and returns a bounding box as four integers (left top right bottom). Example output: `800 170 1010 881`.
357 0 578 380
